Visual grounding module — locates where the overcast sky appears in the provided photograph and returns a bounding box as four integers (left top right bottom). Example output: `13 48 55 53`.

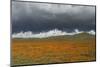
12 1 96 33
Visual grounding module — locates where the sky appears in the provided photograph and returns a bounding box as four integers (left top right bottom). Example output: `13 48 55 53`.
12 1 96 33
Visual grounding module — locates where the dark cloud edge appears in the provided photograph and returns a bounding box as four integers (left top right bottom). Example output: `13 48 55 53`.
11 0 96 7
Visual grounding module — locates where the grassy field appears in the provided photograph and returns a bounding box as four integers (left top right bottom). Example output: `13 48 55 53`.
11 33 96 66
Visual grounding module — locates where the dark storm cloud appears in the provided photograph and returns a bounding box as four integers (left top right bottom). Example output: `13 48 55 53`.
12 1 96 33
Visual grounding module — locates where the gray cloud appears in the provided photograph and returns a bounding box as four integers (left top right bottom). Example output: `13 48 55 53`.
12 1 96 33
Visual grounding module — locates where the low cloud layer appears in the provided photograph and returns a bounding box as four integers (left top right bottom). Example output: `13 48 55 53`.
12 29 95 38
12 1 96 33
